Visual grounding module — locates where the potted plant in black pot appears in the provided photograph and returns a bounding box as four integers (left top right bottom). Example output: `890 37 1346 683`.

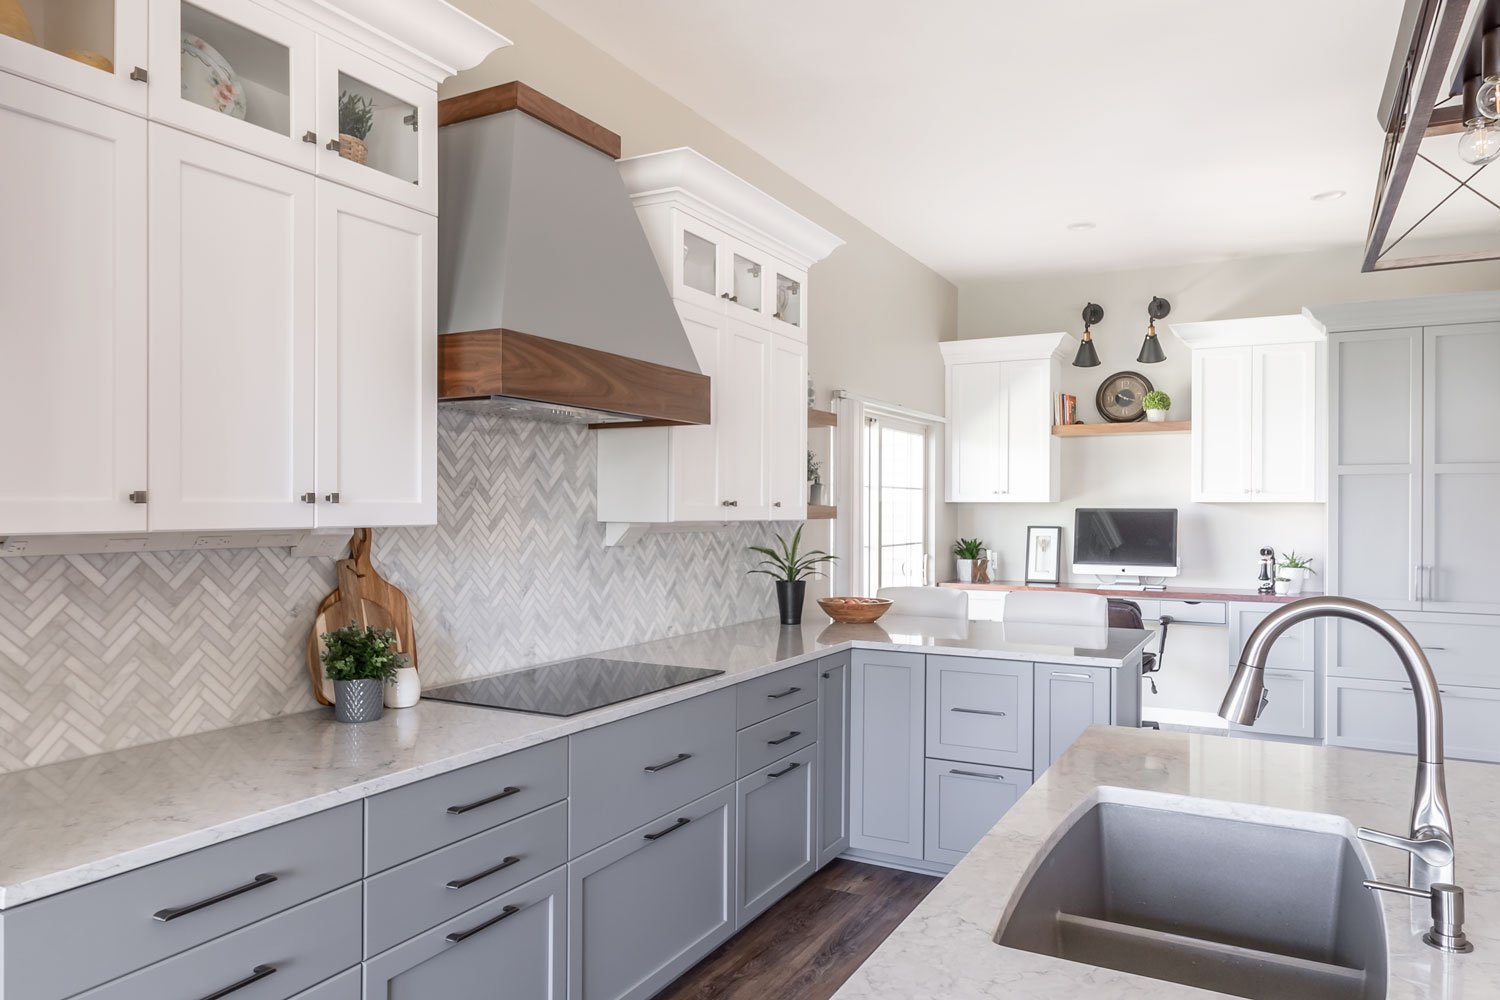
321 623 403 723
749 524 835 626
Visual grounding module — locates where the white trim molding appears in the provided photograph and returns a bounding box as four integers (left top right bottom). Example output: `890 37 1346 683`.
1307 291 1500 333
938 331 1078 365
1169 313 1326 348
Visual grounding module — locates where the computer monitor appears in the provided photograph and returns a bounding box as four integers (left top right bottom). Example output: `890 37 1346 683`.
1071 508 1179 587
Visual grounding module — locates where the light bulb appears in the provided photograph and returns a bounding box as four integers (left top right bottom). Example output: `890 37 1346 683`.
1459 119 1500 165
1478 77 1500 121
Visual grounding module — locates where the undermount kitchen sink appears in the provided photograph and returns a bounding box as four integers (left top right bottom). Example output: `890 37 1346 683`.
995 791 1388 1000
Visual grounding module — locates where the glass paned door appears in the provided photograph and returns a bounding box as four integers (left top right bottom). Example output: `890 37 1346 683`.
773 270 802 329
672 217 727 310
730 250 763 314
0 0 147 112
682 229 717 297
862 414 933 594
334 70 417 183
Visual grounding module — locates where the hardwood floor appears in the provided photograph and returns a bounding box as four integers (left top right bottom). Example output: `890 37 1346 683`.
653 861 940 1000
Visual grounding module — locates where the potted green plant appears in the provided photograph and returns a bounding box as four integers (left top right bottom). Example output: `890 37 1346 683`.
1278 551 1316 595
1273 575 1292 597
337 90 375 165
748 524 835 626
1143 390 1172 423
807 451 825 506
953 537 986 583
321 623 403 723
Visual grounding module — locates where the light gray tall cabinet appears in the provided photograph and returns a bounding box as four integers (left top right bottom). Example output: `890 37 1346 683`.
817 652 852 866
848 650 926 861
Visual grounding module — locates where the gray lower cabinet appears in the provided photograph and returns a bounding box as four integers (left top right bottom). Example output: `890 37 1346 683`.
817 653 851 867
1328 677 1500 762
75 884 362 1000
364 867 566 1000
925 655 1033 769
922 760 1032 867
736 744 817 926
1033 662 1112 773
848 650 925 860
568 784 737 1000
293 969 361 1000
1230 669 1316 740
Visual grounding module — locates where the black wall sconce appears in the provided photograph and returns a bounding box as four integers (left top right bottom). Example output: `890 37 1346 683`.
1073 303 1104 368
1138 296 1170 364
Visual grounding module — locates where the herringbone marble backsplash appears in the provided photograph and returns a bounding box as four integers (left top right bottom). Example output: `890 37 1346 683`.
0 410 777 773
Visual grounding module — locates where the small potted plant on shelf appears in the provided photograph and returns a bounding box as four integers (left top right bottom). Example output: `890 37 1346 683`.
1278 551 1316 595
1273 575 1292 597
953 538 987 583
807 451 825 506
1143 390 1173 423
321 623 403 723
748 524 835 626
337 90 375 165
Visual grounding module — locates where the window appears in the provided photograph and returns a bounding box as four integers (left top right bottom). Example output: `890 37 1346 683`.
861 413 934 594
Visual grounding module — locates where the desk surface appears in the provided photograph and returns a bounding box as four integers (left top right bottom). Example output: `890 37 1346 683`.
941 581 1318 604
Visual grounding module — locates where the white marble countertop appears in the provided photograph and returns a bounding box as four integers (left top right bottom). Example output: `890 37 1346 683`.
833 726 1500 1000
0 614 1149 909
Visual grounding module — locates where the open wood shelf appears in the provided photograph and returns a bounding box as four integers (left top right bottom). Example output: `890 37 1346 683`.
1052 420 1191 437
808 408 838 428
807 504 837 520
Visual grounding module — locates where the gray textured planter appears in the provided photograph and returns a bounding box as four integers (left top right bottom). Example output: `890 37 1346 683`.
334 678 385 723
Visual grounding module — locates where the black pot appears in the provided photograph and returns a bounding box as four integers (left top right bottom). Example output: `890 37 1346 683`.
775 580 806 626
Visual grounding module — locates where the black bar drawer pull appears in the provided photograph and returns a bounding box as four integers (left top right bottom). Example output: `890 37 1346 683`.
644 817 691 841
197 964 276 1000
768 762 802 779
153 873 278 922
446 855 521 890
446 904 521 944
950 769 1004 780
950 706 1007 717
446 786 521 815
644 752 692 773
767 686 802 700
767 730 802 746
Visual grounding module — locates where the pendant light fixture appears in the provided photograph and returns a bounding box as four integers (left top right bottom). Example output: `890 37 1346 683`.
1138 296 1170 364
1073 302 1104 367
1460 77 1500 165
1475 28 1500 122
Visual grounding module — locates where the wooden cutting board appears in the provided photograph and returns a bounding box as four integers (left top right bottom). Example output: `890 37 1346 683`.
306 529 417 706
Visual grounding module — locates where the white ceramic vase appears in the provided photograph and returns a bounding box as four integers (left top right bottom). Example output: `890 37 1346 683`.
1283 567 1308 595
1146 408 1168 423
1273 579 1291 596
386 666 421 709
955 559 976 583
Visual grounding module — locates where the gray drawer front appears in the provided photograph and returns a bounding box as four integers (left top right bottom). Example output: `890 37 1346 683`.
925 656 1033 768
736 661 818 729
75 885 361 1000
3 803 361 1000
364 800 568 956
569 688 736 857
923 759 1031 866
293 969 361 1000
568 785 737 1000
365 738 568 873
364 867 567 1000
736 700 818 777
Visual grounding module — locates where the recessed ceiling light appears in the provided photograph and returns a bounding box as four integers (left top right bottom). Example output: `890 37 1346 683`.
1311 190 1347 202
1066 222 1097 231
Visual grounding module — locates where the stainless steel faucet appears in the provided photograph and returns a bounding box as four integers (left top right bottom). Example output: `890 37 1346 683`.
1219 595 1472 953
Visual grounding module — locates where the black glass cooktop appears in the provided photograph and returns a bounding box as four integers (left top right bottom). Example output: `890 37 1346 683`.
422 658 724 717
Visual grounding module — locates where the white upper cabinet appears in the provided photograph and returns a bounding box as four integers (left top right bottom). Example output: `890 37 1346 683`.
0 0 149 113
768 332 809 519
0 72 147 534
1174 315 1326 504
717 318 771 519
940 334 1072 504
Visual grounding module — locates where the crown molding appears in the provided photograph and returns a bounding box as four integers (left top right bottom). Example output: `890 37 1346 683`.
1307 291 1500 332
1168 313 1326 348
940 332 1078 364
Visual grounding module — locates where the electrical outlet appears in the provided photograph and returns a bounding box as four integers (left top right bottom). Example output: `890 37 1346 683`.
1 538 28 554
192 536 234 548
102 537 149 552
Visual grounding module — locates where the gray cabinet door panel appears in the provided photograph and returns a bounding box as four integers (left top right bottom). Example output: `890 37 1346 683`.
736 660 818 728
569 689 736 858
292 969 360 1000
2 803 361 1000
848 650 925 860
1227 605 1317 670
1231 669 1316 740
75 885 361 1000
736 700 818 777
1329 613 1500 687
364 867 566 1000
1328 677 1500 762
736 744 817 925
923 760 1031 866
365 738 568 873
817 654 851 867
568 784 736 1000
1033 663 1112 773
925 655 1032 768
364 800 568 956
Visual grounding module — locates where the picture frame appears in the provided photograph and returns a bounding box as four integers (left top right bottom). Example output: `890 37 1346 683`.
1025 526 1062 585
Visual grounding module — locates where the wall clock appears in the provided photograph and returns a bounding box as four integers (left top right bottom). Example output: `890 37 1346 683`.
1095 370 1154 422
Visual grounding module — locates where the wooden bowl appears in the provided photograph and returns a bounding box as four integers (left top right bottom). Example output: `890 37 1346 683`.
817 597 893 624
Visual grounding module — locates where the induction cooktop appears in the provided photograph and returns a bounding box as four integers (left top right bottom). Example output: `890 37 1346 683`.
422 658 724 717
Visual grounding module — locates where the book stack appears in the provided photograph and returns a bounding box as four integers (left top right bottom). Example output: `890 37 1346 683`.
1056 393 1079 426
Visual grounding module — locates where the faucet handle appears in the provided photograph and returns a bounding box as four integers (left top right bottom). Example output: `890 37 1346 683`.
1363 879 1473 953
1357 827 1455 868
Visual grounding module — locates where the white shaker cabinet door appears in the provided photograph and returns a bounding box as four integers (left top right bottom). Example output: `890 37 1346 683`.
715 318 770 519
313 182 436 528
148 124 316 531
1251 342 1319 501
768 332 808 519
0 72 148 534
1191 346 1252 501
667 303 727 522
1002 358 1056 502
946 360 1003 502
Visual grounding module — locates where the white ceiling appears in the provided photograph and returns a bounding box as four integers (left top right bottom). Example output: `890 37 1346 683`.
526 0 1406 280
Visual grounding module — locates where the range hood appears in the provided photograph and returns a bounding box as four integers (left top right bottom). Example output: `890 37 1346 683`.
436 83 709 425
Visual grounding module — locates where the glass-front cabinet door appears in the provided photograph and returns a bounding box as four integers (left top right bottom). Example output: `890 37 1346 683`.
771 265 806 339
672 215 728 311
0 0 149 112
147 0 315 169
314 38 435 213
727 240 769 317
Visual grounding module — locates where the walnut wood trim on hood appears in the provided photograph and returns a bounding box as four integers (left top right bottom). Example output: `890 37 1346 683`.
439 330 711 426
438 82 621 158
